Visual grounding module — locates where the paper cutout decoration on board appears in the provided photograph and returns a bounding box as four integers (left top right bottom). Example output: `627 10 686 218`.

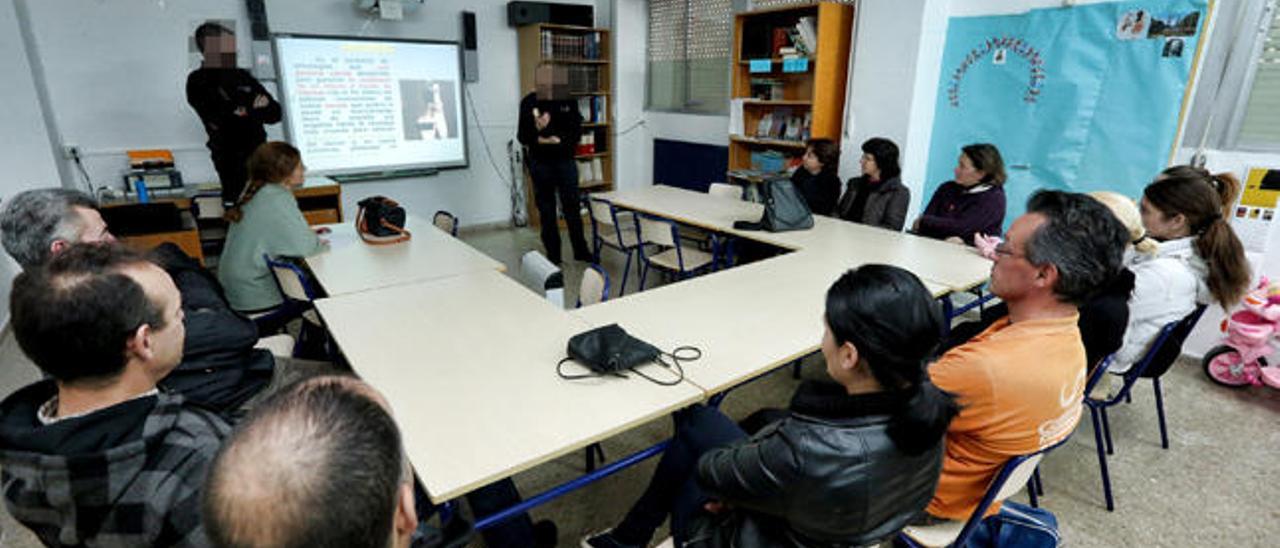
945 36 1045 108
1231 167 1280 254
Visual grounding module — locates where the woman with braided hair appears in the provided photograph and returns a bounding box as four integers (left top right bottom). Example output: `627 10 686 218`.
218 141 328 318
1109 166 1250 375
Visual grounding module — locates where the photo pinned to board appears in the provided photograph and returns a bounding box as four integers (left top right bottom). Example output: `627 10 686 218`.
1147 12 1200 38
993 48 1007 65
1162 37 1185 58
1116 9 1148 40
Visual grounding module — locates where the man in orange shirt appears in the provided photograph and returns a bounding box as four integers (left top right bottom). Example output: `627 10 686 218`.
927 190 1129 520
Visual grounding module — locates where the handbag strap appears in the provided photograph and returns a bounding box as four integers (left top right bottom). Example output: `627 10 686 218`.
556 346 702 386
356 206 413 245
556 357 629 380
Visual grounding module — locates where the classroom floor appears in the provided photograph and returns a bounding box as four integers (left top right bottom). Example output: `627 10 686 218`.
0 224 1275 547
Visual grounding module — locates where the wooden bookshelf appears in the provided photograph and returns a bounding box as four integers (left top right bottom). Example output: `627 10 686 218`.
728 2 854 179
517 23 614 228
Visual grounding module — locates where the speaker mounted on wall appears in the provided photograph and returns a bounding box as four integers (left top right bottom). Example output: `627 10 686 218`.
506 2 593 28
461 11 479 82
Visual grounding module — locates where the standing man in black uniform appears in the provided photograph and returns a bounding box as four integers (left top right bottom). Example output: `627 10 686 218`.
186 22 282 206
518 63 591 265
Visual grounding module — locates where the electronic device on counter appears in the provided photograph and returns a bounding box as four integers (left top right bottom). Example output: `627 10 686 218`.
122 149 183 193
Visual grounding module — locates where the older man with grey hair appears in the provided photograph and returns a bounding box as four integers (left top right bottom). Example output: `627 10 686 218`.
0 189 113 269
0 187 276 417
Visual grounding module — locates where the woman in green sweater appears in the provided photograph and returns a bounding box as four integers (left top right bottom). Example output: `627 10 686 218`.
218 141 327 315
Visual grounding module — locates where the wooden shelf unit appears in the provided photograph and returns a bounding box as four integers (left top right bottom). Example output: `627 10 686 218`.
729 2 854 177
517 23 614 228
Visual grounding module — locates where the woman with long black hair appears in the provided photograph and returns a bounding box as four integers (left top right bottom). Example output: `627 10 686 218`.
584 265 958 548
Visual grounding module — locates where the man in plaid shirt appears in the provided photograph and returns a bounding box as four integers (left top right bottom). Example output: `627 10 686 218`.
0 244 229 547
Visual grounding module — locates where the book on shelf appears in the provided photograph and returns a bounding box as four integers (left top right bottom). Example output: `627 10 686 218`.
593 129 607 153
729 98 746 136
755 112 774 138
576 158 604 184
540 31 603 60
771 28 790 56
783 113 802 141
749 78 785 101
568 66 602 93
576 133 595 156
769 107 790 139
795 17 818 55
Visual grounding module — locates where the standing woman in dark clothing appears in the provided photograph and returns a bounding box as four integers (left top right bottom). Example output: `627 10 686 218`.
790 138 841 216
517 63 590 265
914 143 1007 245
186 23 282 206
836 137 911 231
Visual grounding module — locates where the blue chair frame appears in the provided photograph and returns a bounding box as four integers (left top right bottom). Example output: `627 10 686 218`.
261 254 325 357
899 436 1072 548
586 197 644 296
1084 305 1205 511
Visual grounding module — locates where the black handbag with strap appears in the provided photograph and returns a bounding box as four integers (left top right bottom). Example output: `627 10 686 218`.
357 196 412 244
557 323 701 386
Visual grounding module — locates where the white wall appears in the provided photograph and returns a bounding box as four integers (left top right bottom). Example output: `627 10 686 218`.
14 0 596 227
0 0 61 198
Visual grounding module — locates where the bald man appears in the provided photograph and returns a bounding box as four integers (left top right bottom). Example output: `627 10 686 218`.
204 376 418 548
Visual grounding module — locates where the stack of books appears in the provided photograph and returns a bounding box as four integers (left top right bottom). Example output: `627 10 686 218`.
540 31 604 60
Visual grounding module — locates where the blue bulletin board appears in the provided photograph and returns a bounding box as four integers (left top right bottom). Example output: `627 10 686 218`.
924 0 1210 231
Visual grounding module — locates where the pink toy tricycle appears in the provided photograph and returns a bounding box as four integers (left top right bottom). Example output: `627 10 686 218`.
1202 278 1280 388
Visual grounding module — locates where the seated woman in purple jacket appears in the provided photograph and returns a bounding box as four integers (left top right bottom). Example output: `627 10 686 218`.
913 143 1007 245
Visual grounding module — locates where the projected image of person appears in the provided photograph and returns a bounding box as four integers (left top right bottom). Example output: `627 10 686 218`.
400 80 458 141
518 63 590 265
186 22 282 207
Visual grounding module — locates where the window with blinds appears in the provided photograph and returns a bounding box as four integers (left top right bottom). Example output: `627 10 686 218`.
1238 4 1280 148
752 0 854 8
647 0 732 114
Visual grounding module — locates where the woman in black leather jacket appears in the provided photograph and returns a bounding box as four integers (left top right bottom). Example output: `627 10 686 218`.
584 265 958 548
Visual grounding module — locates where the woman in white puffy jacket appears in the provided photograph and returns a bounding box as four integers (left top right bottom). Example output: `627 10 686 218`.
1110 167 1250 374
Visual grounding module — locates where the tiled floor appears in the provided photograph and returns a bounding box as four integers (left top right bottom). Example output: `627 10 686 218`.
2 225 1276 546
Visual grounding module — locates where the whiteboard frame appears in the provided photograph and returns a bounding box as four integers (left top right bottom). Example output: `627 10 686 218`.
271 33 471 178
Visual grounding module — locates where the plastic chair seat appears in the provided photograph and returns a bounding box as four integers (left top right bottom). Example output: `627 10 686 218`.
597 221 641 249
646 247 713 273
901 519 965 547
254 334 296 358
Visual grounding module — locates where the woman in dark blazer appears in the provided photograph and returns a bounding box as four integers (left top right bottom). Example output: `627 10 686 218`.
836 137 911 231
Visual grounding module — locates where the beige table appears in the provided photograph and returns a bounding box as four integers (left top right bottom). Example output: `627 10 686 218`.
315 270 704 503
573 250 949 395
307 216 504 297
597 185 992 293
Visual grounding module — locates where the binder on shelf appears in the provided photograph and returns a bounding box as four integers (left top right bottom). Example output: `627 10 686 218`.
591 158 603 183
730 99 746 136
756 112 774 138
795 17 818 54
